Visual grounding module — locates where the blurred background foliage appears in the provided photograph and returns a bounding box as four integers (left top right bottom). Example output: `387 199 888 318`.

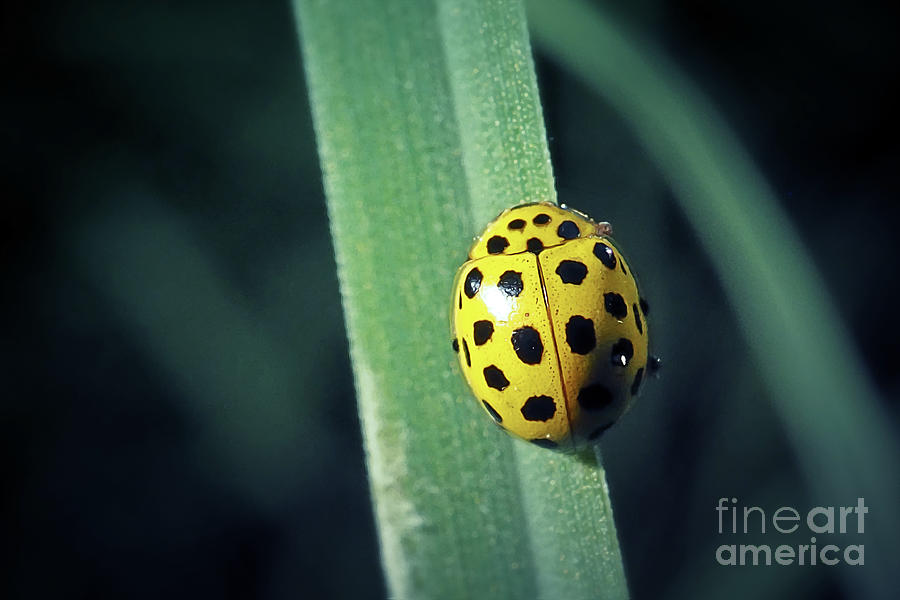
3 0 898 599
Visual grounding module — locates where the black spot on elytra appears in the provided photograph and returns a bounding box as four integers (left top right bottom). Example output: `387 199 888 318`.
620 260 628 275
533 213 551 225
531 438 558 449
464 268 482 298
521 395 556 422
458 293 462 309
452 339 459 353
633 304 643 334
498 270 523 297
588 423 613 441
611 338 634 367
482 400 503 423
603 292 627 320
526 238 544 254
631 367 644 396
511 327 544 364
483 365 509 390
508 218 526 230
555 260 587 284
639 297 649 315
487 235 509 254
462 339 471 367
578 382 613 411
557 220 580 240
565 316 596 354
473 320 494 345
593 242 617 269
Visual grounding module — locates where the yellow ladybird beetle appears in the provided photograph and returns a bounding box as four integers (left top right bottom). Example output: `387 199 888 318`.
450 202 653 452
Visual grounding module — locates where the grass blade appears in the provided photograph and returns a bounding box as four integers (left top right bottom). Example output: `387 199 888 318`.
295 0 627 597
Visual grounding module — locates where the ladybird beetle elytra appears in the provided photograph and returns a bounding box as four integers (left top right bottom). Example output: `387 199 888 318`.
450 202 651 452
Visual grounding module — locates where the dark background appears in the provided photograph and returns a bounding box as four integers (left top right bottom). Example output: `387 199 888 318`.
4 0 898 598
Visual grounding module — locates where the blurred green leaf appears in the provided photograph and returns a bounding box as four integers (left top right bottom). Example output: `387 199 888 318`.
295 0 627 597
75 200 321 513
526 1 899 597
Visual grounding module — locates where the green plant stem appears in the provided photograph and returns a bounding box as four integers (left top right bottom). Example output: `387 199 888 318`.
296 0 628 597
